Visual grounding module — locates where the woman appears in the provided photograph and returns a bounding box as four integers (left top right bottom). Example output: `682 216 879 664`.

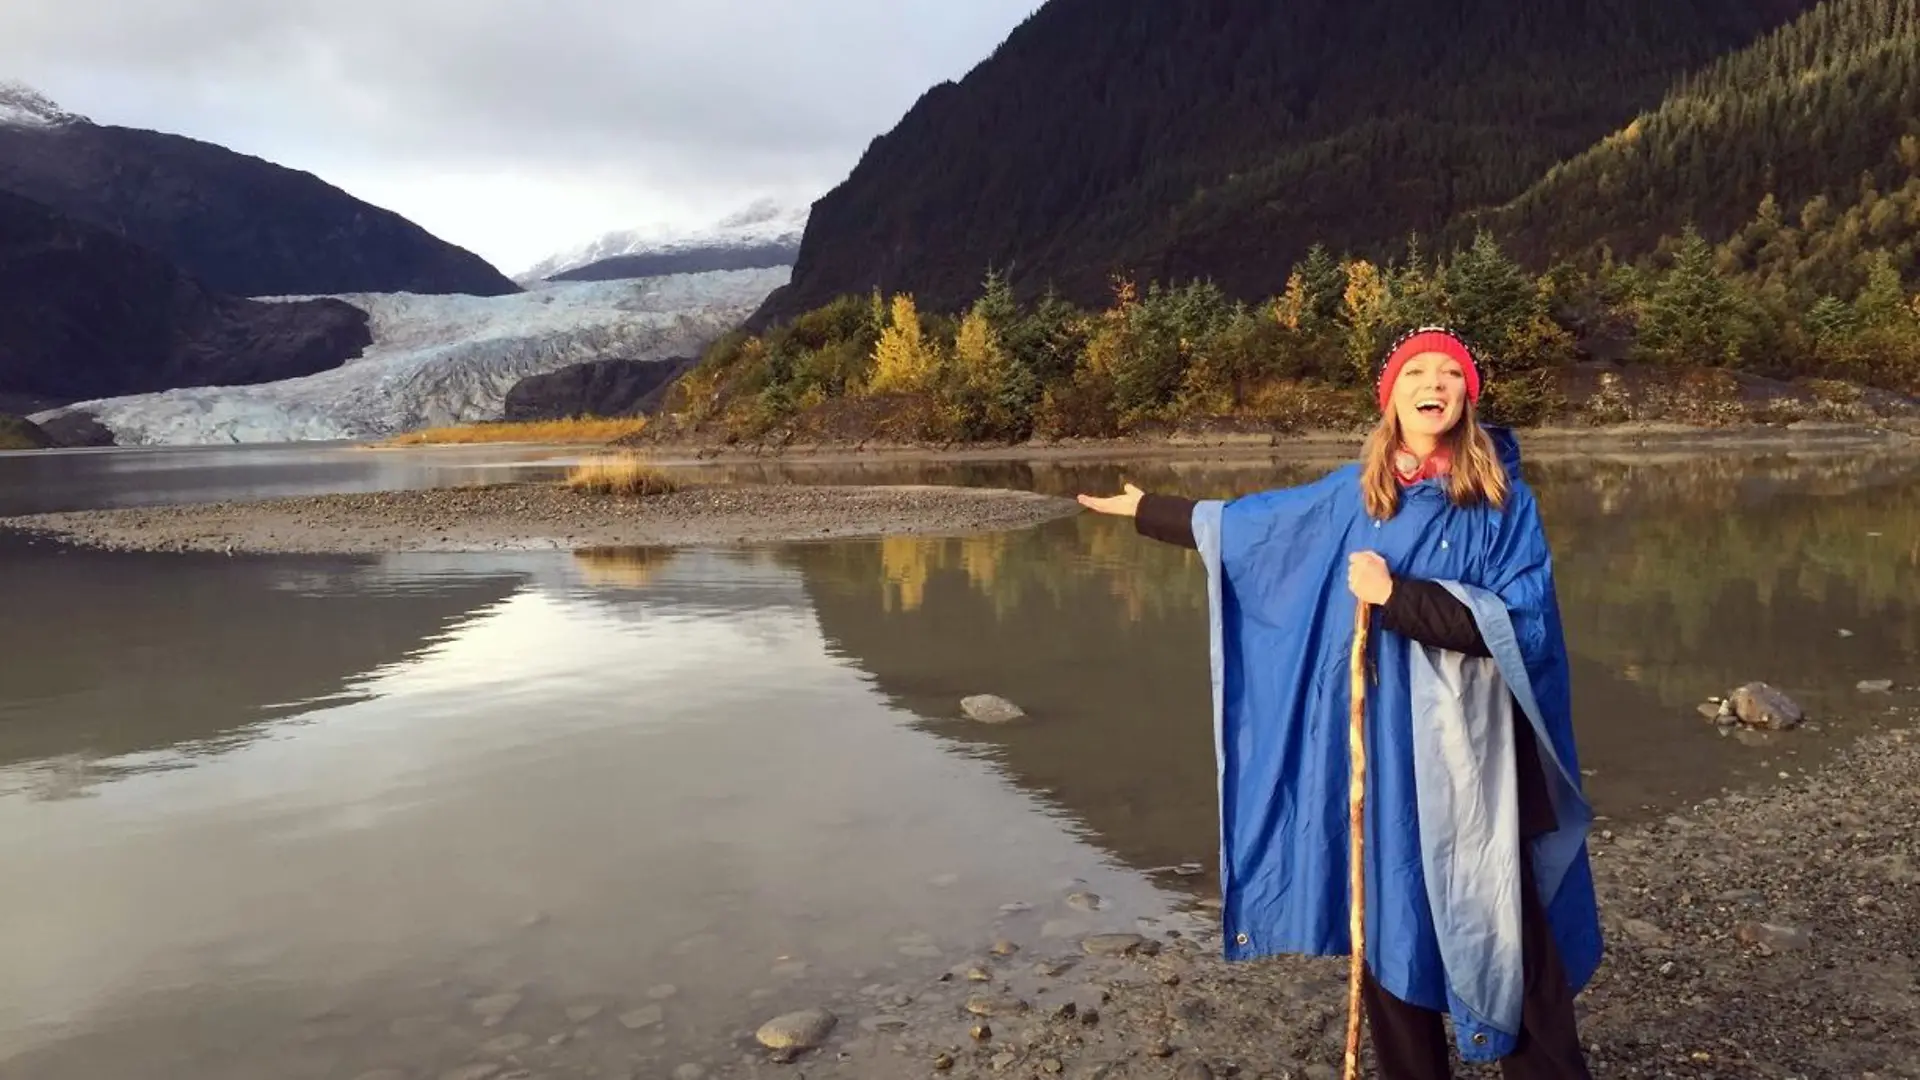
1078 328 1602 1079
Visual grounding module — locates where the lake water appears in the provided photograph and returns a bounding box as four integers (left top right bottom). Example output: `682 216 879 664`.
2 441 1917 1079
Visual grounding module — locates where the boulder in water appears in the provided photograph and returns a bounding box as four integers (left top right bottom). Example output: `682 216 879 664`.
1729 682 1804 730
961 694 1026 724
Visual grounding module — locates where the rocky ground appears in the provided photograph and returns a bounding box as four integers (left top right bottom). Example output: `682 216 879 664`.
830 729 1920 1080
793 708 1920 1080
0 482 1082 554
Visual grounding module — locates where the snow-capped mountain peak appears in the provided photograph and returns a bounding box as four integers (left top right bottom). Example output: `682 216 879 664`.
0 80 88 129
517 197 811 283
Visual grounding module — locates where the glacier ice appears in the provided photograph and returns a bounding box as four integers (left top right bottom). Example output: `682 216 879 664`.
33 267 788 446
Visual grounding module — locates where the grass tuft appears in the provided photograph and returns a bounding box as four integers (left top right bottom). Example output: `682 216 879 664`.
564 455 681 496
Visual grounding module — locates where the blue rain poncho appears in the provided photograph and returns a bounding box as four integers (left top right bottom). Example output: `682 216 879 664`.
1186 426 1602 1062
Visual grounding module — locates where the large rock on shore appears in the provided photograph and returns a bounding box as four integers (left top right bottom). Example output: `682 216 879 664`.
1729 682 1805 730
503 356 696 422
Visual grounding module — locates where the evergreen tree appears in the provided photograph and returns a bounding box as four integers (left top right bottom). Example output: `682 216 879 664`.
1443 231 1538 363
1636 226 1748 365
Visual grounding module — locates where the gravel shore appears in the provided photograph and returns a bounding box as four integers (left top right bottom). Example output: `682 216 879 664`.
820 714 1918 1080
0 482 1082 554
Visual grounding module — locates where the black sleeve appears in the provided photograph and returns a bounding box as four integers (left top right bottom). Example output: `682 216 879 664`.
1378 577 1490 657
1133 493 1197 549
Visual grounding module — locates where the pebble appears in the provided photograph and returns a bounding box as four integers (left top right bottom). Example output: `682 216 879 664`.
565 1004 604 1024
438 1066 504 1080
480 1033 532 1055
754 1008 837 1050
990 939 1021 956
1081 933 1147 956
991 1051 1018 1070
469 993 522 1022
1734 921 1813 952
646 983 680 1000
673 1066 707 1080
1065 890 1105 912
618 1005 664 1030
1176 1063 1215 1080
965 994 1029 1017
1859 679 1894 693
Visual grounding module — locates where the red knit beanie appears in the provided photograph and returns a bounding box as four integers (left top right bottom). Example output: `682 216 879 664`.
1376 328 1482 412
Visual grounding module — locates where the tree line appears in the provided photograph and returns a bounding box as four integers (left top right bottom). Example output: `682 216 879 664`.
665 218 1919 444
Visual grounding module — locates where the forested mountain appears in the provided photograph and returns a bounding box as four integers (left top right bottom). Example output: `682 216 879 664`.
755 0 1821 322
642 3 1920 450
1460 0 1920 299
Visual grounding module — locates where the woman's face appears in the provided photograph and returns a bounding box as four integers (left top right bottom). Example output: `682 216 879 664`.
1391 351 1468 443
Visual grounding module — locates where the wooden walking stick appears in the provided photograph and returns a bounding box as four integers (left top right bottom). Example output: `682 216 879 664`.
1343 597 1371 1080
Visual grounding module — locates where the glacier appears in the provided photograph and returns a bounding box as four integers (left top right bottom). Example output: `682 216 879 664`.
517 197 809 282
33 267 788 446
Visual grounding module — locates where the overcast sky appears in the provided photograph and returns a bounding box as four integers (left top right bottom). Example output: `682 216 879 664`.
0 0 1039 274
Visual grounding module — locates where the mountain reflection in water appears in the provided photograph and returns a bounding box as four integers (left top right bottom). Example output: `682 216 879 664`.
0 444 1913 1078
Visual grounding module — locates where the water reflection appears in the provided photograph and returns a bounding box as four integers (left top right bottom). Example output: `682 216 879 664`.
0 445 1915 1077
0 541 1176 1079
782 448 1920 883
0 537 522 780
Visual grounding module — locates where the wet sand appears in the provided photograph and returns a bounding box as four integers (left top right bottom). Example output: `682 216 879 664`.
0 482 1082 554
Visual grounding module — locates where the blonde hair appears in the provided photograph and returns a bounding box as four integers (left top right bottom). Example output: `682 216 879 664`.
1359 399 1510 521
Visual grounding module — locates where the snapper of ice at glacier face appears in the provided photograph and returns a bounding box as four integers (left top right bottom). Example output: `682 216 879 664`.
35 268 789 446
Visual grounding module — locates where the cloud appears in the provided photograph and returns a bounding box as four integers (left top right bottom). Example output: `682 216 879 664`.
0 0 1039 271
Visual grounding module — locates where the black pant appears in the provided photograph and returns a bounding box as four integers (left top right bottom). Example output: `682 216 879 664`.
1360 850 1593 1079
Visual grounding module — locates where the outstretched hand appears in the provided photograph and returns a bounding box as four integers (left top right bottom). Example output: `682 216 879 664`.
1077 482 1145 518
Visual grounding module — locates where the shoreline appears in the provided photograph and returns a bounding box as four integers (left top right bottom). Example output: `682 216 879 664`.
832 705 1920 1080
0 482 1082 555
607 420 1917 467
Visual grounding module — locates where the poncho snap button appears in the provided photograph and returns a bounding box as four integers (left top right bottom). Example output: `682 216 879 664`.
1472 1033 1488 1045
1234 933 1248 945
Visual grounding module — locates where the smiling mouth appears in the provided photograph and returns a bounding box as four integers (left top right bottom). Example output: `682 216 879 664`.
1415 399 1445 416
